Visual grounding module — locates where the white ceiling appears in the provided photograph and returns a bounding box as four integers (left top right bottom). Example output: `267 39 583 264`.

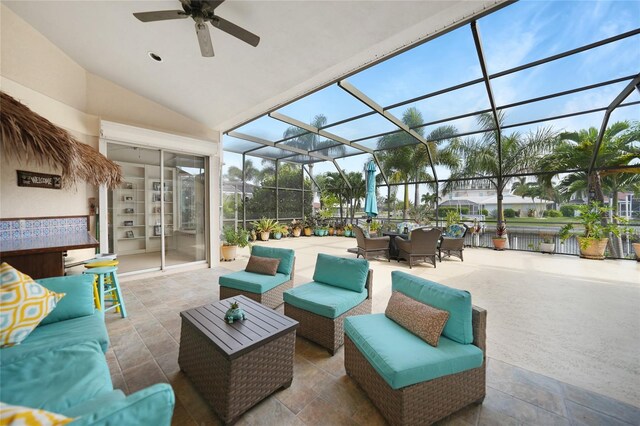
5 1 505 132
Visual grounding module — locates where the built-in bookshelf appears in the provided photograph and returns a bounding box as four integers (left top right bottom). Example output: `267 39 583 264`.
111 161 176 255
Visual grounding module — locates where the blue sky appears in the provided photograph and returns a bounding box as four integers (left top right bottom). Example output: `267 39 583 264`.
224 0 640 182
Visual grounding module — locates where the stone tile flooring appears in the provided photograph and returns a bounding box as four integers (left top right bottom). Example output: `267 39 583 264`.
106 268 640 425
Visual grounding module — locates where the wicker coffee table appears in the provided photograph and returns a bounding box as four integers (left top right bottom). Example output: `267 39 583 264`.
178 295 299 424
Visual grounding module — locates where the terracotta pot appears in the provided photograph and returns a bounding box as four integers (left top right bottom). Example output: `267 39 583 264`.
328 227 334 236
633 243 640 262
336 229 344 236
221 245 237 261
492 238 506 250
578 237 608 260
292 228 301 237
304 227 312 236
260 231 270 241
539 242 555 254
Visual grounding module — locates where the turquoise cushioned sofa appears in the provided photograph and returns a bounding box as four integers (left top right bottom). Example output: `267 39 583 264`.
283 253 372 355
219 246 295 308
0 274 175 425
344 271 486 426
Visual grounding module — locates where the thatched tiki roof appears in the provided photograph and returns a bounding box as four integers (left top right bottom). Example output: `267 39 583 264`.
0 91 122 188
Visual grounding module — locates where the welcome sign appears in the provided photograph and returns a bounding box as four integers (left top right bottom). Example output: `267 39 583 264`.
17 170 62 189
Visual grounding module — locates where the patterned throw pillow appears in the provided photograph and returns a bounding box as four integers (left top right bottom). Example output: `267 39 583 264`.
245 255 280 276
385 291 450 347
0 263 65 348
0 402 74 425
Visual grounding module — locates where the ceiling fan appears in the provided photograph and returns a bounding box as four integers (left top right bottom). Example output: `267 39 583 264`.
133 0 260 57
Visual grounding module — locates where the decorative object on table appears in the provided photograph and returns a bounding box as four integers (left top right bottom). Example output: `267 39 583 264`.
124 196 133 202
492 222 507 250
539 232 556 254
559 201 630 260
152 193 162 202
124 208 134 214
16 170 62 189
221 226 250 261
224 300 246 323
123 220 133 226
153 225 162 236
124 182 133 189
125 230 134 238
152 181 161 191
1 92 122 188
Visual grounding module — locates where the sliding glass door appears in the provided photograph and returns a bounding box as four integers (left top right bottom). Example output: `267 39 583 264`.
106 143 207 274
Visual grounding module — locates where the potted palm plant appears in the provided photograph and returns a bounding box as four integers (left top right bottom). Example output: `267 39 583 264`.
303 215 315 236
251 217 278 241
559 202 628 260
272 224 286 240
221 227 250 261
344 223 353 237
492 223 507 250
369 220 382 237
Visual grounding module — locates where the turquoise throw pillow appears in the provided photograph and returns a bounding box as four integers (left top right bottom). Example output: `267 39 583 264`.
313 253 369 293
37 275 95 326
391 271 473 344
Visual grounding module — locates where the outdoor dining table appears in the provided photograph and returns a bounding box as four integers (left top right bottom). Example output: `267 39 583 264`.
382 231 410 260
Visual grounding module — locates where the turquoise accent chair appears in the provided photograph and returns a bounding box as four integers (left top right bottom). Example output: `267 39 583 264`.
344 271 486 425
219 246 295 308
283 253 372 355
0 274 175 425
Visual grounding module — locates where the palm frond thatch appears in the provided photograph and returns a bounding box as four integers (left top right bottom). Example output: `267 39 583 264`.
0 91 122 188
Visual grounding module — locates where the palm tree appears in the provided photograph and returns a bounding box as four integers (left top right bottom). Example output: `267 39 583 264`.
323 172 348 223
512 178 546 216
377 107 459 219
346 172 366 221
537 121 640 256
443 112 557 229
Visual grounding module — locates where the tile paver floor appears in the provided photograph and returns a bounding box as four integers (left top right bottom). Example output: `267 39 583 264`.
107 236 640 425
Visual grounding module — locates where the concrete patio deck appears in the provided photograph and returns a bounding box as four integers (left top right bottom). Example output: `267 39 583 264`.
110 236 640 425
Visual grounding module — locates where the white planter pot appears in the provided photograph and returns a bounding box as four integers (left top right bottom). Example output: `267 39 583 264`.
540 242 555 254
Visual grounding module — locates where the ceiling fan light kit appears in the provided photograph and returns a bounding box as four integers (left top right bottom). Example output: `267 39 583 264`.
133 0 260 58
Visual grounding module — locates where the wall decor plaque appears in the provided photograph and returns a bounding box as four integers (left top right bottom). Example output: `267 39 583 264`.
17 170 62 189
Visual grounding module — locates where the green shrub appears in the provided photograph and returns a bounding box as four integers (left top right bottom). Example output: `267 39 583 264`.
438 206 457 217
543 209 562 217
504 208 516 218
460 207 470 215
560 205 577 217
481 209 489 216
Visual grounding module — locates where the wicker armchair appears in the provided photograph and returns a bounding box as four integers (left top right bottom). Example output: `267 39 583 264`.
396 228 442 268
344 271 486 425
353 225 390 261
284 254 373 355
438 224 468 262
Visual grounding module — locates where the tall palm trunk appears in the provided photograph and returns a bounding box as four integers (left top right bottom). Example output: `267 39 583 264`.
403 183 409 220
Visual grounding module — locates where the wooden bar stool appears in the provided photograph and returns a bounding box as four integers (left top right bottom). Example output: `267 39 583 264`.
83 266 127 318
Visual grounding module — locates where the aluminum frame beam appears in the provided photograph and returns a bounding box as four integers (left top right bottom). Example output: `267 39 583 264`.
268 111 375 154
228 131 334 161
337 79 439 183
588 73 640 173
471 21 503 181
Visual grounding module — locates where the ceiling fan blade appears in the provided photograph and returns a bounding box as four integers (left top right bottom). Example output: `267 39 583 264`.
210 16 260 47
202 0 225 11
133 10 187 22
195 22 214 57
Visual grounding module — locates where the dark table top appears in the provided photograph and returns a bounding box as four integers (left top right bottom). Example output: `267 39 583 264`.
0 232 99 256
383 231 409 238
180 295 299 360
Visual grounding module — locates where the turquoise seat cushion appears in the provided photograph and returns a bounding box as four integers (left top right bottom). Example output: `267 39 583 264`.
283 281 367 319
312 253 369 293
0 311 108 366
37 275 95 326
219 270 290 294
251 246 295 275
392 271 473 344
67 384 175 426
345 314 483 390
62 390 126 417
0 340 113 413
